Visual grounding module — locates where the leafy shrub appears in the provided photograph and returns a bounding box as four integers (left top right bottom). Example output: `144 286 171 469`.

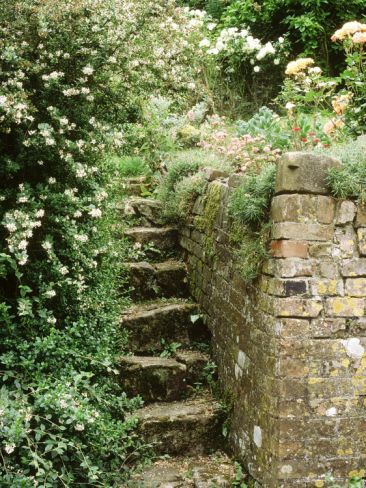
0 0 205 484
220 0 366 72
236 107 290 149
331 21 366 135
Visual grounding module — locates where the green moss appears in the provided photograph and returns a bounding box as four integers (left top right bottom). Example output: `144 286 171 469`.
195 182 223 259
229 221 271 282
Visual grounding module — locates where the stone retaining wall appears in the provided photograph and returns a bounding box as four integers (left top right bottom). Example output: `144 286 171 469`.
179 152 366 487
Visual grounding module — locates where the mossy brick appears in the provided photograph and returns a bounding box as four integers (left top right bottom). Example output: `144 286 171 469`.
270 240 308 258
318 260 339 279
276 455 366 481
311 279 344 296
356 203 366 227
311 318 347 337
276 356 310 378
335 226 357 258
275 297 323 318
192 196 205 215
271 194 335 224
275 152 341 195
271 258 316 278
309 242 333 258
349 318 366 335
326 297 365 317
260 277 308 297
357 228 366 255
341 259 366 277
272 222 334 241
190 229 204 244
277 415 358 441
345 278 366 297
336 200 356 225
275 319 311 338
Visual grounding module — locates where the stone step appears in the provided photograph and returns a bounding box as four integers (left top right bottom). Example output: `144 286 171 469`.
120 355 187 402
124 226 178 251
122 177 151 196
129 453 236 487
175 350 210 387
125 260 189 300
120 351 210 403
132 395 223 456
123 197 163 226
121 300 198 353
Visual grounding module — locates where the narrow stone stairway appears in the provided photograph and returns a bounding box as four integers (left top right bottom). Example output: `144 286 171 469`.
119 178 237 487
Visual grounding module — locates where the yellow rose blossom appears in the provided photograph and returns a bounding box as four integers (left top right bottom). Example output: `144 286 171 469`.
285 58 314 76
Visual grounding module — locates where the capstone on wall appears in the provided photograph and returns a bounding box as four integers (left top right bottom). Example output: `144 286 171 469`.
179 152 366 487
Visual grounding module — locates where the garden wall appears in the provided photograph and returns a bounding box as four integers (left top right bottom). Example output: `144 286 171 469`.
179 152 366 487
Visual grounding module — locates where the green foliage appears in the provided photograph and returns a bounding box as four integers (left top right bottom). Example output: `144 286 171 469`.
230 222 271 282
228 165 276 281
325 474 363 488
232 462 248 487
220 0 366 72
236 107 290 149
312 137 366 202
115 156 150 178
0 0 210 483
336 36 366 135
160 340 182 358
228 165 276 227
158 158 207 223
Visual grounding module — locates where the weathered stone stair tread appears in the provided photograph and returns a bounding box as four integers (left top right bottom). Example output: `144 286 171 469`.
124 226 178 249
129 453 236 487
120 355 187 402
123 197 163 225
132 396 223 455
175 350 210 385
122 177 151 196
121 300 198 353
125 260 188 300
120 351 210 402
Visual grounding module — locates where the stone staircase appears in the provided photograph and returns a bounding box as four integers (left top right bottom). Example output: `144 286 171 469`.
119 179 237 487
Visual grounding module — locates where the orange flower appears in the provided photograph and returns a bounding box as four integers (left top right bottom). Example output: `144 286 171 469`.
323 118 345 135
331 21 366 41
353 32 366 44
332 94 351 115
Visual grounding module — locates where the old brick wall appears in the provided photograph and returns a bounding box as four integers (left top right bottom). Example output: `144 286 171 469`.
179 153 366 487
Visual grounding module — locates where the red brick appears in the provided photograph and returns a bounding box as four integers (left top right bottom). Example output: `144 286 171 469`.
270 240 308 258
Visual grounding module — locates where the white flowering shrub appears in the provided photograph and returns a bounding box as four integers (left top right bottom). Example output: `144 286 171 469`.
198 20 289 114
0 0 205 485
202 26 283 75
